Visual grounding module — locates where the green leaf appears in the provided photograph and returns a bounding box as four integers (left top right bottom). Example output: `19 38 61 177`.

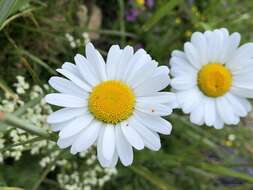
0 78 16 98
1 113 54 140
0 123 9 133
200 163 253 183
18 49 57 75
142 0 183 31
0 0 29 27
131 166 177 190
14 96 42 116
0 188 24 190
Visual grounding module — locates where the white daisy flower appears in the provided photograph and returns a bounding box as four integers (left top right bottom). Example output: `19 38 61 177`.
170 28 253 129
45 43 177 167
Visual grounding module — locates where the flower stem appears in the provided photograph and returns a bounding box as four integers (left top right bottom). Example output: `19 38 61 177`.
0 111 56 141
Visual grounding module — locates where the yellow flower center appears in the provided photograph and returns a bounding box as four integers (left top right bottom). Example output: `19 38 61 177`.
197 63 232 97
88 80 135 124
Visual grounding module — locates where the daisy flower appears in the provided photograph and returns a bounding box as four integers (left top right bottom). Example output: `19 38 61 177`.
45 43 177 167
170 28 253 129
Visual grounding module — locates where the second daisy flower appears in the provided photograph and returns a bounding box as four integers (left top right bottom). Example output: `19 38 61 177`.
170 28 253 129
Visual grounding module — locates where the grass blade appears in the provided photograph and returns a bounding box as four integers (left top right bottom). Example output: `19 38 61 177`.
0 0 17 26
142 0 183 32
200 163 253 183
18 49 57 75
131 166 177 190
0 0 29 27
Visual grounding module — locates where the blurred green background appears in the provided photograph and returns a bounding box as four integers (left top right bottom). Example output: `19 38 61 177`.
0 0 253 190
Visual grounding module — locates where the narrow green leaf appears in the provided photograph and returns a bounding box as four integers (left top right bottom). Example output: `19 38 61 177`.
0 123 9 133
18 49 57 75
20 57 44 88
200 163 253 183
0 187 24 190
0 6 36 31
14 96 42 116
142 0 183 31
0 0 29 27
117 0 126 46
131 166 176 190
0 78 16 98
0 112 55 141
0 0 17 26
0 136 43 152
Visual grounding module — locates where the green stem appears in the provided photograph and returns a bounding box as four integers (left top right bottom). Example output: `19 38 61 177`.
0 7 39 31
117 0 126 46
0 112 56 141
32 151 61 190
0 136 44 152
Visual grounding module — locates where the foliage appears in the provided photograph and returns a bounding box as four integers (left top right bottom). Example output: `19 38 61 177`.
0 0 253 190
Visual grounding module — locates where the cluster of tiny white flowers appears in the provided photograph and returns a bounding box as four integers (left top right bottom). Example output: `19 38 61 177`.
65 32 90 49
13 76 29 94
0 76 117 189
82 32 90 44
57 148 117 190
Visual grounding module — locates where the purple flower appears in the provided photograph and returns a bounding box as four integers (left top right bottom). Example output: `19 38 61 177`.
145 0 154 8
126 8 139 22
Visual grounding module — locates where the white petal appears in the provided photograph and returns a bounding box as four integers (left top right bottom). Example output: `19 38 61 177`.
57 136 76 149
51 120 72 132
122 49 149 81
184 42 201 69
102 124 116 160
136 101 172 116
230 60 253 75
224 32 241 63
128 60 157 88
216 97 239 125
121 120 144 150
115 46 134 80
213 113 224 129
59 114 93 138
135 111 172 135
154 65 170 75
130 116 161 151
170 56 197 77
85 42 107 81
48 76 87 98
74 54 100 86
45 93 87 108
231 85 253 98
97 127 112 167
61 62 81 78
205 29 224 62
137 92 177 105
106 45 122 80
71 120 101 152
108 150 118 168
171 75 196 90
228 43 253 68
238 98 252 112
115 125 133 166
190 31 208 65
189 102 205 125
225 93 248 117
47 108 87 123
177 88 203 114
171 50 186 59
57 68 91 92
134 71 170 96
204 97 216 126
